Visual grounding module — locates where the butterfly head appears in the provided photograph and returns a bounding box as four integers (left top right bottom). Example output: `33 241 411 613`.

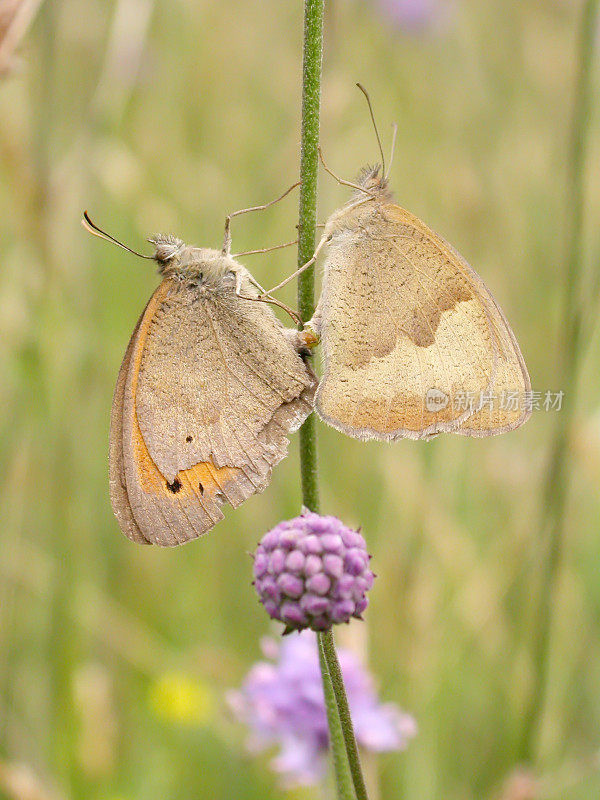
355 164 392 200
324 164 392 235
149 234 186 266
149 236 238 285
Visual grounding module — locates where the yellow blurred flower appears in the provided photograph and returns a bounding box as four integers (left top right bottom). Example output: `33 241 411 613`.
148 672 215 726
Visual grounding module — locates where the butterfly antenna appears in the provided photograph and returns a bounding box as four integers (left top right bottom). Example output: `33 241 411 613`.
385 123 398 181
356 82 385 177
82 211 154 259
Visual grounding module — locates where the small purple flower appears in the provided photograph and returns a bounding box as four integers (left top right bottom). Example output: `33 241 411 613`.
227 632 417 788
253 513 375 632
373 0 447 33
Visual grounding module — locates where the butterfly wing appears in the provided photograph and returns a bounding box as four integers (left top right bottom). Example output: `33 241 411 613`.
109 313 149 544
313 203 530 440
114 280 315 546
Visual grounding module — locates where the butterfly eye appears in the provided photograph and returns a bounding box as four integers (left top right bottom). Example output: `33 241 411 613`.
226 270 236 279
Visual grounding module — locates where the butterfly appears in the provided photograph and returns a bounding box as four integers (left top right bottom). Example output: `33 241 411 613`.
265 87 531 441
308 165 531 440
85 214 315 546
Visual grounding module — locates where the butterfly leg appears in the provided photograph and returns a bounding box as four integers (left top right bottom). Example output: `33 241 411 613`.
233 268 302 326
248 275 305 327
261 229 331 296
318 146 376 199
222 181 301 255
234 240 298 258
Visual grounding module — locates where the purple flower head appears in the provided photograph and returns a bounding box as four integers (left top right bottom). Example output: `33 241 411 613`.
373 0 447 34
253 513 375 633
227 631 417 788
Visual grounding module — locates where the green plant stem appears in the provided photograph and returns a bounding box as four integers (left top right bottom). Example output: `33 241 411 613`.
321 629 370 800
296 2 369 798
319 634 357 800
518 0 599 762
297 0 323 513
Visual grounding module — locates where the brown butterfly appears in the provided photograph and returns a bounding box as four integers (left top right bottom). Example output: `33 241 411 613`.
85 210 315 546
266 87 531 441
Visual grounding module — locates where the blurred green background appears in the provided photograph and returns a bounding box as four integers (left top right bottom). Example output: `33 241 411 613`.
1 0 600 798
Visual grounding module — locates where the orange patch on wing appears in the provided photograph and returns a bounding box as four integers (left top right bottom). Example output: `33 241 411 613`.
127 278 243 502
131 412 239 498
